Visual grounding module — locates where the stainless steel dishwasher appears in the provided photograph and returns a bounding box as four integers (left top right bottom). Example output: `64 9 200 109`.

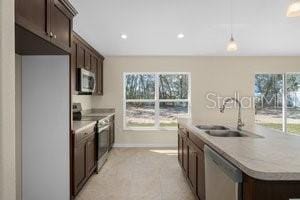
204 145 243 200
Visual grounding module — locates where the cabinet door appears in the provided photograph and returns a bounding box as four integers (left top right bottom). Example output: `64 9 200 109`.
182 138 188 173
91 56 98 95
77 44 85 68
178 134 183 165
188 144 197 192
73 141 86 194
71 39 77 94
85 134 96 176
50 0 73 53
91 55 97 74
15 0 50 40
85 50 91 70
96 59 104 95
197 150 205 200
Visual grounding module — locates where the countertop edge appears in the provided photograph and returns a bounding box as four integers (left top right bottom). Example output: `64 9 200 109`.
72 113 115 133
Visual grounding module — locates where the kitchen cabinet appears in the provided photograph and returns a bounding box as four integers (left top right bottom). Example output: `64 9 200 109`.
71 32 104 95
178 134 183 165
95 58 104 95
85 134 96 176
196 149 205 200
243 175 300 200
15 0 77 54
188 142 197 192
77 43 86 68
71 39 77 95
108 116 115 151
85 51 92 70
178 126 205 200
73 139 86 193
72 126 97 197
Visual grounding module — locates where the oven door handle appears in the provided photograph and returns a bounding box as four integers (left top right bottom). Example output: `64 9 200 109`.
98 125 110 133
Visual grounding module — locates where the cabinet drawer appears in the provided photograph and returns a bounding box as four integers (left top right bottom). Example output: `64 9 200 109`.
74 126 95 144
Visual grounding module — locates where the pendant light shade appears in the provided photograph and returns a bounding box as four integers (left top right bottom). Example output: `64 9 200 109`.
227 36 238 52
287 0 300 17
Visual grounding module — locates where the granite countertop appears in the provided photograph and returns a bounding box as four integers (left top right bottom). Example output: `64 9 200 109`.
73 121 97 133
72 108 115 133
178 117 300 181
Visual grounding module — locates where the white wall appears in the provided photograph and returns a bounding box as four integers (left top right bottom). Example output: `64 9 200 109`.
92 56 300 147
0 0 16 199
22 56 70 200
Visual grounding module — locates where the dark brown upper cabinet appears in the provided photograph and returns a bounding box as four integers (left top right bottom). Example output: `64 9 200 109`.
15 0 77 55
72 32 104 96
85 51 92 70
95 58 104 95
77 43 86 68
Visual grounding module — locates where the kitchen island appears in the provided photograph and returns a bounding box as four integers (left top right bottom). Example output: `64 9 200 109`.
178 117 300 200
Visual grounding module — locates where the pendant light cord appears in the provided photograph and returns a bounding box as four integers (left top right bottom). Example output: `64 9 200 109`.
230 0 233 38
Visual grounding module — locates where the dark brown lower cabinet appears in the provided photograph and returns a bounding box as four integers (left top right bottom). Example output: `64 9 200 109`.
197 149 205 200
178 127 205 200
72 126 97 197
243 175 300 200
188 143 197 191
178 134 183 165
73 140 86 193
85 134 96 175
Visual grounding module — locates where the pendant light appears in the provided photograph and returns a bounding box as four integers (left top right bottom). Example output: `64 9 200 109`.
287 0 300 17
227 0 238 52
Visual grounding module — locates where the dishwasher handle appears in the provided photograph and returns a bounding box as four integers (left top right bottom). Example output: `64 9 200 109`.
204 145 243 183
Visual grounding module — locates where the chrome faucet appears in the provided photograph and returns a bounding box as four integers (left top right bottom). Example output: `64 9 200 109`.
220 97 245 131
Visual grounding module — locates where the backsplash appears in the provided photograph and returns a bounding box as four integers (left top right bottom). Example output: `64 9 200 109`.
72 95 93 110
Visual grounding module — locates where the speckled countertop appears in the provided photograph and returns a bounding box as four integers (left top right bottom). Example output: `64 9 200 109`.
72 108 115 133
179 117 300 181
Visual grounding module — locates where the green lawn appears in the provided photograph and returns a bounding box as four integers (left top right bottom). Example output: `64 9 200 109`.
259 123 300 135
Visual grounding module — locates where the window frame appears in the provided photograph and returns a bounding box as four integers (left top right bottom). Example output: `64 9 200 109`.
123 72 192 131
255 72 300 135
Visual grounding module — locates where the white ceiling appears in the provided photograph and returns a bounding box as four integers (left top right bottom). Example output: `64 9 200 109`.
71 0 300 56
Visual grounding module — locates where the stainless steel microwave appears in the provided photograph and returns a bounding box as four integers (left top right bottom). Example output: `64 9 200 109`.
77 68 96 93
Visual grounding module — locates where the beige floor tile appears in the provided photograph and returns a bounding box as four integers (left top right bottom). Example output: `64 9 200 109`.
75 148 194 200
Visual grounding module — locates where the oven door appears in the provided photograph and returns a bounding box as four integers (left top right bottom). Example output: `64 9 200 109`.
77 68 96 93
97 125 109 160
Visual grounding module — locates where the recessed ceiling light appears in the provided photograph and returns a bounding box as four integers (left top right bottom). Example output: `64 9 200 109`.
121 34 128 39
177 33 185 39
287 0 300 17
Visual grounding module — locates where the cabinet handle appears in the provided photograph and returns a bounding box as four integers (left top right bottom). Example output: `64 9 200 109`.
53 34 57 39
49 32 54 38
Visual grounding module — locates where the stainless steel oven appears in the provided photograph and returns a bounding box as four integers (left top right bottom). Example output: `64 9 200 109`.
97 119 109 172
77 68 96 93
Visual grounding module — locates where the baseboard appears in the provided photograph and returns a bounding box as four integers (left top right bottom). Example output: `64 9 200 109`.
113 143 177 148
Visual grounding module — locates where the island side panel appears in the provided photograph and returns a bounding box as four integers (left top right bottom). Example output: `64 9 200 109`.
243 175 300 200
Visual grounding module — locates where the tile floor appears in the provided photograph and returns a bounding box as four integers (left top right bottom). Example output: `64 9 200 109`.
75 148 195 200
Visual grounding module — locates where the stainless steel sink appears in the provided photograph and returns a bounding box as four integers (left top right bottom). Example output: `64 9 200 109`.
196 125 229 130
205 130 248 137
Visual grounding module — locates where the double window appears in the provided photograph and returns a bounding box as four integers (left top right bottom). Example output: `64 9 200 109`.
123 72 191 130
255 73 300 135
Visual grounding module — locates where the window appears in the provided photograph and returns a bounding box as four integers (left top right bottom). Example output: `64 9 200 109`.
255 73 300 135
124 72 191 130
